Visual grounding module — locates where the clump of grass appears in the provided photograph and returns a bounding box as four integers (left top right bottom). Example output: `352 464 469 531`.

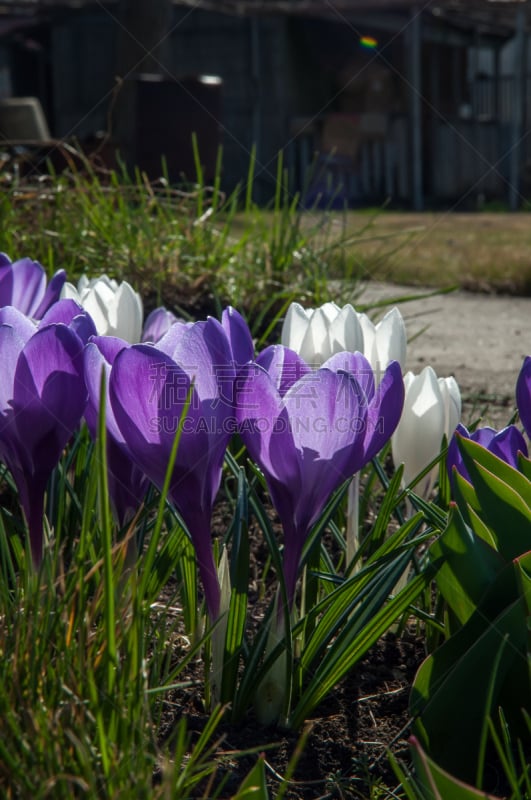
0 428 273 799
0 143 412 340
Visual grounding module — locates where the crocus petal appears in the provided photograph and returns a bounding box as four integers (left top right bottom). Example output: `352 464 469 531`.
283 369 367 500
142 306 179 343
69 276 143 342
39 298 97 343
487 425 528 468
32 269 67 318
358 313 376 367
0 257 45 316
162 317 235 412
256 344 311 396
8 324 87 563
328 304 364 355
0 323 30 415
392 366 446 495
447 424 471 483
362 360 405 463
516 356 531 439
0 306 37 343
322 350 375 402
84 338 128 441
281 302 313 353
79 279 115 334
299 306 332 365
235 362 300 487
221 306 254 366
113 281 143 342
448 422 528 489
61 282 81 302
13 325 87 464
438 375 461 439
84 337 148 526
373 307 407 372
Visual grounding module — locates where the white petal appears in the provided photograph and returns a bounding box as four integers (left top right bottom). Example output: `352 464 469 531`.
114 281 143 342
319 301 341 323
82 283 114 335
60 282 81 302
438 375 461 438
77 275 90 293
358 313 377 368
299 306 332 365
374 307 407 372
87 274 116 291
281 302 312 352
392 366 446 496
329 304 364 354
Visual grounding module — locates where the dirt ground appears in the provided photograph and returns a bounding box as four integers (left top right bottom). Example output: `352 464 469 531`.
357 281 531 427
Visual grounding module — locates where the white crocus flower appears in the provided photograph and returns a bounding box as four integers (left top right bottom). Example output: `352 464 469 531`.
391 366 461 501
61 275 143 343
281 302 364 366
358 306 407 378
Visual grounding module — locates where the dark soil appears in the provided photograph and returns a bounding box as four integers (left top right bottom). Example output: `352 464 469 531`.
158 631 425 800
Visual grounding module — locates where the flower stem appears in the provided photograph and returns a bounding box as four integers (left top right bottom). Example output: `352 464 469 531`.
346 472 360 569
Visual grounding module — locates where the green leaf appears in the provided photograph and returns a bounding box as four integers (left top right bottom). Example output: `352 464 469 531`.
221 468 249 705
145 520 187 603
517 453 531 481
457 437 531 561
290 565 433 729
464 503 497 550
409 737 504 800
410 569 530 782
458 436 531 503
299 513 424 670
233 756 269 800
367 461 405 552
429 506 504 630
452 469 480 519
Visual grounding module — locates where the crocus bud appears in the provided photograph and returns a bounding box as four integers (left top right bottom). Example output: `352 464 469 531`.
447 423 528 490
61 274 143 342
281 302 364 366
391 366 461 499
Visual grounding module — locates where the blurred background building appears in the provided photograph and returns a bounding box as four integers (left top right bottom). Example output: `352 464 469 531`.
0 0 529 209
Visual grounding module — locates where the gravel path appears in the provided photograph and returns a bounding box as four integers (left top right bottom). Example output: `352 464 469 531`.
355 282 531 425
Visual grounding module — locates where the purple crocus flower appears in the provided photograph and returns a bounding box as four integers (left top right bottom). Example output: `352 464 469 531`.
109 316 235 619
0 253 66 319
516 355 531 439
257 346 404 463
84 336 149 527
236 346 404 608
447 422 528 487
0 306 87 564
141 306 179 343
